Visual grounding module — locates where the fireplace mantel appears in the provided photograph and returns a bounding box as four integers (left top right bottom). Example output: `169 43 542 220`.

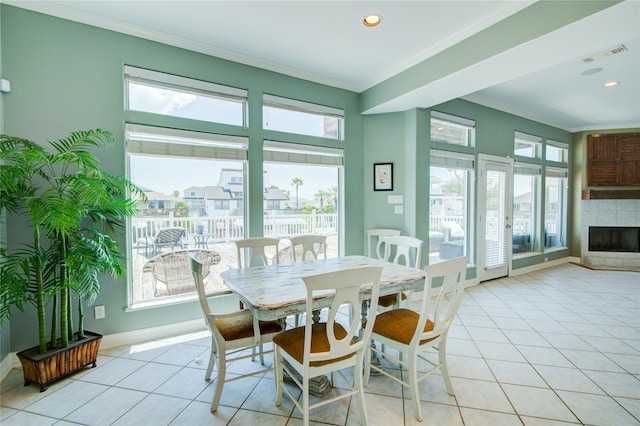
582 190 640 200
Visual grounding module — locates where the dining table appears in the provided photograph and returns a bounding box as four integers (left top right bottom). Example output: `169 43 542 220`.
219 255 426 322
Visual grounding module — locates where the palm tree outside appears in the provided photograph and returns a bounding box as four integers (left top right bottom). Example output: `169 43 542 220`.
291 177 304 209
315 189 330 212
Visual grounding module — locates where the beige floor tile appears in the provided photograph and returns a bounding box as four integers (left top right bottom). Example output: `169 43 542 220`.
459 407 522 426
63 387 147 425
557 390 639 425
1 263 638 426
502 384 579 423
111 393 190 426
169 400 237 425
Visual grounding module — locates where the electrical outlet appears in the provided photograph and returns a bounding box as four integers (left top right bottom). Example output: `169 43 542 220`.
394 205 404 214
94 305 105 319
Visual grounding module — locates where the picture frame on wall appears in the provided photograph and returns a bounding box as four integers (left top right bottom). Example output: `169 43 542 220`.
373 162 393 191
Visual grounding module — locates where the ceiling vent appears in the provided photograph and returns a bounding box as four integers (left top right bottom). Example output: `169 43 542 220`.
582 44 628 63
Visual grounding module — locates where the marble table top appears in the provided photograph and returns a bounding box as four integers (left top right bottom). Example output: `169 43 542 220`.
220 255 426 321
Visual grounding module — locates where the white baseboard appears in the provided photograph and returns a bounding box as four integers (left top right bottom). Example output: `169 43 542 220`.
101 319 206 351
0 351 20 383
510 256 570 276
1 319 207 383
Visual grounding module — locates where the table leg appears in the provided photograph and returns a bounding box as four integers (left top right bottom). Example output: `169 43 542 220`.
361 300 382 375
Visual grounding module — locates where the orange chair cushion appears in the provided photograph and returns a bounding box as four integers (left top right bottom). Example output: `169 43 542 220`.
215 316 282 341
378 292 408 308
273 323 355 367
371 308 435 345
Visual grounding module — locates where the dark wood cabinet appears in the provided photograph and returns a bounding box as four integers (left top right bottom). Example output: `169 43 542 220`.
587 133 640 186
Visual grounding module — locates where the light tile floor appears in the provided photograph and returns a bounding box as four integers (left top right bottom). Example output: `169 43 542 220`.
1 263 639 425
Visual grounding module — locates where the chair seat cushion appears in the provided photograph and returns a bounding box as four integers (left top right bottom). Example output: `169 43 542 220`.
273 323 355 367
371 308 435 345
378 292 408 308
215 315 282 341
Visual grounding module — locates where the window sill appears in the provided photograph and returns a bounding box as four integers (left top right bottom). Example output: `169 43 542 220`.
125 289 232 312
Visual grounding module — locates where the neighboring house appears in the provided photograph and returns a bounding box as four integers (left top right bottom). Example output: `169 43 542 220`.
264 187 289 210
181 169 289 216
142 190 178 216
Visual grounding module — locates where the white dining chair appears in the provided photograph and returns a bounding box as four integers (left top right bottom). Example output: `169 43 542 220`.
289 234 327 262
365 256 467 421
366 228 401 260
190 255 283 413
288 234 328 326
274 266 382 426
235 237 280 268
378 235 424 309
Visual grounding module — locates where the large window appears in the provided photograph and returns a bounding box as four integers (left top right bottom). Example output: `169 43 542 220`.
429 150 474 264
125 66 247 126
544 167 568 250
263 94 344 141
263 141 343 260
126 125 248 305
513 164 541 255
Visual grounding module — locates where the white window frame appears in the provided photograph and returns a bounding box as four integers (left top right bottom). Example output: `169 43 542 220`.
429 149 475 265
514 131 542 159
545 139 569 164
124 65 248 127
430 111 476 147
125 124 248 309
543 166 568 251
262 94 344 141
513 162 542 256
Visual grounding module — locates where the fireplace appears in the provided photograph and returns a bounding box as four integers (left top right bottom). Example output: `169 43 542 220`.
588 227 640 252
580 199 640 269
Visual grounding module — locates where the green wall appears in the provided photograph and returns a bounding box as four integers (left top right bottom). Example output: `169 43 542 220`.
1 5 362 352
0 3 10 365
1 4 590 359
362 99 573 274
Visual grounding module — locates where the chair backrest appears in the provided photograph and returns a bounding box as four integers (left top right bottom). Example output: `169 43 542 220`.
147 249 220 295
413 256 467 347
300 266 382 366
235 237 280 269
154 227 186 245
289 234 327 262
366 228 401 260
383 235 424 270
190 255 215 328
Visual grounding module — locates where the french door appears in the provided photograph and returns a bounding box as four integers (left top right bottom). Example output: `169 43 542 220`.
477 155 513 282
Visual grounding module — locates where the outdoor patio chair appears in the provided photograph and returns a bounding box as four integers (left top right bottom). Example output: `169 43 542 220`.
137 226 186 257
143 249 220 296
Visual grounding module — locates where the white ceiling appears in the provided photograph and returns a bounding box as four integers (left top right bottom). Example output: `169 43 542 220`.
7 0 640 132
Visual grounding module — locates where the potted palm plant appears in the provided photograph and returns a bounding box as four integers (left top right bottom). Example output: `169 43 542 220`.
0 129 145 391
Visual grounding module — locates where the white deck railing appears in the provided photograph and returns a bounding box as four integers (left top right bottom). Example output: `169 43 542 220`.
132 212 339 245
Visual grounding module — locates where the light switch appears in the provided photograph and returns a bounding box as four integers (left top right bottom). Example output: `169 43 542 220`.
394 205 404 214
388 195 403 204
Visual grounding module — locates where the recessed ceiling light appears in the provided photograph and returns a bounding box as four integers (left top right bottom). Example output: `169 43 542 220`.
603 81 620 88
363 14 382 27
580 67 603 76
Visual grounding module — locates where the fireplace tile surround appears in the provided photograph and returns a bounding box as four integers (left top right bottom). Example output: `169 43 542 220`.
581 199 640 269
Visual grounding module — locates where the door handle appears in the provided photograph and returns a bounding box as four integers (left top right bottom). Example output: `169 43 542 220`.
506 224 512 229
